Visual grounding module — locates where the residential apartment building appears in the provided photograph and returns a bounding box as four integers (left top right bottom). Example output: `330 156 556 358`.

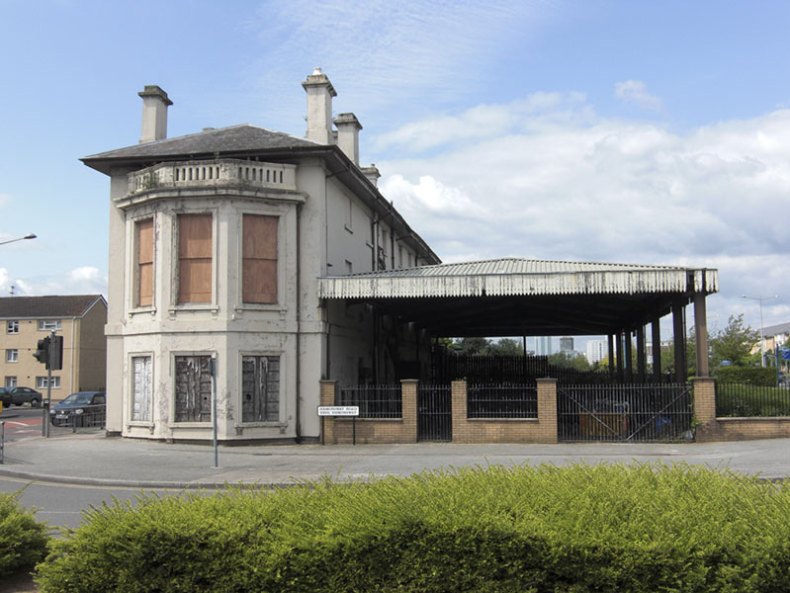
0 295 107 399
83 70 438 442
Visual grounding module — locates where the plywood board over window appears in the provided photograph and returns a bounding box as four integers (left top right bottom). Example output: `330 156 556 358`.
242 214 278 304
178 214 213 304
136 218 154 307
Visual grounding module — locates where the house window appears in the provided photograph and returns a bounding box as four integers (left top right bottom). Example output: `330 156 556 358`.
242 214 277 304
5 376 17 388
177 214 213 304
345 197 353 231
131 356 152 422
6 321 19 334
5 349 18 363
36 376 60 389
174 355 212 422
241 355 280 423
135 218 154 307
38 320 62 331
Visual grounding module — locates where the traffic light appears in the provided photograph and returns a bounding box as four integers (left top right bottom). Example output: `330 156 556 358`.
49 335 63 370
33 337 50 365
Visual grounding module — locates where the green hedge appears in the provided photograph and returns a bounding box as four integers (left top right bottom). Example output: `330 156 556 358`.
714 366 776 386
0 492 49 577
36 465 790 593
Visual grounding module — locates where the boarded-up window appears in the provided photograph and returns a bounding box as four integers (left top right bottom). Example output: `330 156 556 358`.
131 356 152 422
174 355 212 422
242 214 277 304
178 214 213 304
136 218 154 307
242 355 280 422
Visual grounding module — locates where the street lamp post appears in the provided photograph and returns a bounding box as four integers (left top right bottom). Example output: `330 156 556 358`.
0 233 36 247
742 295 778 367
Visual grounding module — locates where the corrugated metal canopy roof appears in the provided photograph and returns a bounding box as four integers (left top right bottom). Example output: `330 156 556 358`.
319 258 718 337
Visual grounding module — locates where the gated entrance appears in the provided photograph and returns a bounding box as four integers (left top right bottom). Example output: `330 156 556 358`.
557 383 693 442
418 384 452 441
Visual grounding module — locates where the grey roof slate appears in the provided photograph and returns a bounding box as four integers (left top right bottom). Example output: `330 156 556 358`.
82 125 318 162
763 321 790 337
0 295 106 319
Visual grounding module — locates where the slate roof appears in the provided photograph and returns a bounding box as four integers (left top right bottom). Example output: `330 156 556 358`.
82 125 319 171
0 295 106 319
763 321 790 337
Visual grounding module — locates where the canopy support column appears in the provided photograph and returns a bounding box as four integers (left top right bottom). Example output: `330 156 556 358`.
672 300 687 383
694 293 710 377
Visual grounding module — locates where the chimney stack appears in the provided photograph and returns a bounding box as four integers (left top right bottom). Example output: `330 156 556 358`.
301 68 336 144
334 113 362 165
138 85 173 144
361 164 381 187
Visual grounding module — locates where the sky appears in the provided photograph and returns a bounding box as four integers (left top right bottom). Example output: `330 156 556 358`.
1 0 789 340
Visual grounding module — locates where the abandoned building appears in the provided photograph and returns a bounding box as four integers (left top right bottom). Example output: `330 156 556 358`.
83 70 730 445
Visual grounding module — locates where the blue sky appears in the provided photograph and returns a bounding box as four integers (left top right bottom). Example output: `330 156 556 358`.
1 0 789 336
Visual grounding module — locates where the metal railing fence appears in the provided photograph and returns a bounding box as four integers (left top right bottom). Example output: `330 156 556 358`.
715 383 790 417
337 385 402 419
467 383 538 419
558 383 692 442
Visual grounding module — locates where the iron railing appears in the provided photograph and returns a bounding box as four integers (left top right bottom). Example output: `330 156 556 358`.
558 383 692 442
715 383 790 417
468 383 537 419
337 385 402 419
50 406 106 430
418 384 452 441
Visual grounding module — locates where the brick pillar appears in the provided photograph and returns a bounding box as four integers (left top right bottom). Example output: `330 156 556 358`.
536 378 558 444
400 379 419 443
692 377 717 440
451 380 467 442
319 380 336 445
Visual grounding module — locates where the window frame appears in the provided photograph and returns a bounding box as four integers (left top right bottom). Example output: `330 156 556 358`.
134 216 155 309
6 320 19 334
5 376 17 388
38 320 62 332
172 353 214 425
241 213 279 306
174 212 216 308
129 354 154 424
36 376 60 389
240 352 284 426
5 349 18 363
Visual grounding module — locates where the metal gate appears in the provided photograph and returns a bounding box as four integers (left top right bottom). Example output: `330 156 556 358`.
418 384 452 441
558 383 693 442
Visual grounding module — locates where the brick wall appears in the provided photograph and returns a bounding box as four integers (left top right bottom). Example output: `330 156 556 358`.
451 379 558 444
693 377 790 441
320 379 418 445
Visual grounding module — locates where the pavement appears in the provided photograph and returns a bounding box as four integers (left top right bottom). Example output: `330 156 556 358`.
1 426 790 488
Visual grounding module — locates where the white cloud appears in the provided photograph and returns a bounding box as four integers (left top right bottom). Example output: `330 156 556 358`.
0 266 107 297
614 80 663 112
377 99 790 328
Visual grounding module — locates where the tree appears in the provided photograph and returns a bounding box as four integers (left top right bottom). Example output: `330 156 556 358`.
710 314 760 367
548 351 591 371
488 338 524 356
452 337 491 355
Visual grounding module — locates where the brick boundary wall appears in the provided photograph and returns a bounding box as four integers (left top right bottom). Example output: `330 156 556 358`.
693 377 790 442
319 379 418 445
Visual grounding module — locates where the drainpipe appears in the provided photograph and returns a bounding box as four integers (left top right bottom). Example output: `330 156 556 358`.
295 202 302 442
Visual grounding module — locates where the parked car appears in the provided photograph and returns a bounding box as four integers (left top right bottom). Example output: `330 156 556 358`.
0 387 43 408
0 388 10 409
50 391 106 427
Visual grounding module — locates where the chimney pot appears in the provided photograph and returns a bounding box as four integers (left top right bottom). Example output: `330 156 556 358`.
138 85 172 144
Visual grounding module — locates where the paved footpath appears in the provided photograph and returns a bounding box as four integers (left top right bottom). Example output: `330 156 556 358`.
1 433 790 488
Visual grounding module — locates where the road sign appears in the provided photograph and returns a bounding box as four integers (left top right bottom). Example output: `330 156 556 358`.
780 347 790 361
317 406 359 416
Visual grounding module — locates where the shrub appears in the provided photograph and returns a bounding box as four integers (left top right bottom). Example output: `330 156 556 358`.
0 491 50 577
714 366 776 386
35 465 790 593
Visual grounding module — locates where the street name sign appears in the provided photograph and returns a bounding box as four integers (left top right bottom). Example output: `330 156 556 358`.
317 406 359 416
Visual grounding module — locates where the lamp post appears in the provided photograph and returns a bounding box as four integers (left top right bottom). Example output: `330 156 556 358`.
741 295 778 367
0 233 36 246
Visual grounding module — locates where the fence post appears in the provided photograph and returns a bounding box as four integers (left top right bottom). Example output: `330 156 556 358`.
692 377 717 441
319 380 337 445
536 378 558 443
400 379 419 443
451 379 467 443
